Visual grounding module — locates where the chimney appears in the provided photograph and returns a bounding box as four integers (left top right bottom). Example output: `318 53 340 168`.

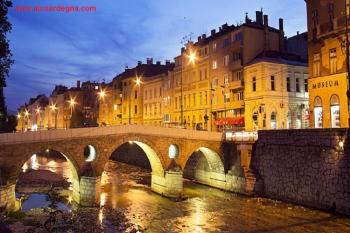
297 31 299 36
202 34 206 39
263 15 269 27
181 47 185 53
279 18 285 52
156 61 161 65
211 29 216 36
77 80 81 89
197 36 201 42
137 61 142 66
222 23 228 30
279 18 284 33
165 60 170 65
147 57 153 65
256 11 263 25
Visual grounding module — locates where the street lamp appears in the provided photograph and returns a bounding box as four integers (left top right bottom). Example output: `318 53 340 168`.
36 106 41 129
49 103 58 129
180 49 197 128
24 109 29 131
17 112 24 132
97 89 106 101
129 76 142 124
67 97 77 128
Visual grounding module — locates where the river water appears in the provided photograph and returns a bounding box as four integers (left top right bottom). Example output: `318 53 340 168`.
17 155 350 233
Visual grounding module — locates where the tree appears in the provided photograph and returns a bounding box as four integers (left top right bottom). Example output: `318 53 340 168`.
0 0 13 122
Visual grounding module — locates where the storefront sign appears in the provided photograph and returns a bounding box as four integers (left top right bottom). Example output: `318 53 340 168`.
312 80 339 89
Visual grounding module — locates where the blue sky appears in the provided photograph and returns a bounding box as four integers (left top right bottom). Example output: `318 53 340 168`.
5 0 307 111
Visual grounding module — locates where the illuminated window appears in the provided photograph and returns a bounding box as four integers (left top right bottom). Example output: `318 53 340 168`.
330 94 340 128
287 77 291 92
314 96 323 128
313 53 320 77
329 48 337 74
223 55 229 66
212 60 218 69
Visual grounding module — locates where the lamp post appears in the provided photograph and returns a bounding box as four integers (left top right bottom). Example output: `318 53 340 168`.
68 97 77 128
49 103 58 129
36 107 41 130
180 49 197 128
129 77 142 124
345 0 350 127
17 112 23 132
24 109 29 131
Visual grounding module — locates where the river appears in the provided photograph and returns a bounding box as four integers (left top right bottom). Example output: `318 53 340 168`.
13 154 350 233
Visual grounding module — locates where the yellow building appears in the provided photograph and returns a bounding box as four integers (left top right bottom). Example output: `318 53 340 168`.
306 0 349 128
244 51 309 131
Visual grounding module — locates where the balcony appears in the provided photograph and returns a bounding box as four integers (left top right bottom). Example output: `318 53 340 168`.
229 80 244 90
230 59 242 70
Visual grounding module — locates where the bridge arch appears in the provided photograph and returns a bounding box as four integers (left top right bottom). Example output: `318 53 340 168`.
17 147 81 203
183 146 226 189
106 135 166 177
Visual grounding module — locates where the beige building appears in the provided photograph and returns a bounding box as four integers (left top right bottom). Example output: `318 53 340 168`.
244 51 309 131
306 0 349 128
98 59 174 126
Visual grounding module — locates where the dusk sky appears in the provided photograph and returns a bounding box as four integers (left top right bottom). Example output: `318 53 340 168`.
5 0 307 111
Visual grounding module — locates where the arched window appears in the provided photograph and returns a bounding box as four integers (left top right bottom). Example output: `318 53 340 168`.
270 111 277 129
330 94 340 128
252 109 258 129
314 96 323 128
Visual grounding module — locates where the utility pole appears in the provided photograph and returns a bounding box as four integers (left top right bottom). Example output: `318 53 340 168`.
345 0 350 127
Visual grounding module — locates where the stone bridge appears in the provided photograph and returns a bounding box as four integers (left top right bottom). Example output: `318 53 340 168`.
0 125 256 210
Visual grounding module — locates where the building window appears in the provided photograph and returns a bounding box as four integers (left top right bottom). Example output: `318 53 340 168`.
224 92 230 103
313 53 320 77
134 105 137 114
224 74 229 84
252 110 258 128
287 77 291 92
212 78 218 88
199 92 203 105
205 91 208 105
329 48 337 74
304 78 308 92
144 90 147 100
193 93 196 106
204 47 208 55
223 38 230 48
236 71 242 81
213 43 217 52
271 76 275 91
236 92 243 101
199 70 203 81
212 60 218 69
223 55 229 66
296 78 300 92
314 96 323 128
270 112 277 129
330 94 340 128
252 77 256 92
204 69 208 80
135 90 138 99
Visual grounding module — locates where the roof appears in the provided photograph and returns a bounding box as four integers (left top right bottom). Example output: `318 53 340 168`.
247 50 308 67
114 63 174 81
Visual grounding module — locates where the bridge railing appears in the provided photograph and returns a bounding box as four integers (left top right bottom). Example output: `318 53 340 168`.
0 125 223 144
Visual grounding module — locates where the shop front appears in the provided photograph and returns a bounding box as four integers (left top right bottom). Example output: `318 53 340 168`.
309 73 348 128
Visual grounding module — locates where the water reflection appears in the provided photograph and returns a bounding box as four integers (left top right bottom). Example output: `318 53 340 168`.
18 158 350 232
21 153 73 185
20 193 70 212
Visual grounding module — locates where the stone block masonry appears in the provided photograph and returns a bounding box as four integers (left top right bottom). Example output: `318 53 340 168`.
0 184 16 211
252 129 350 215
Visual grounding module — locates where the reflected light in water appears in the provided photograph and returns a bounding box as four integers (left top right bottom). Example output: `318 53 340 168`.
98 208 104 224
100 192 107 207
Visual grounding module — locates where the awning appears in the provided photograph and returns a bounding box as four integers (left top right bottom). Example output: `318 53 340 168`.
215 117 244 126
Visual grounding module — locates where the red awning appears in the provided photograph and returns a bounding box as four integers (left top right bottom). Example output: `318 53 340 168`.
215 117 244 126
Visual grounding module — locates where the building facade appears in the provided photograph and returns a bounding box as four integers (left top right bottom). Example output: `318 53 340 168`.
306 0 349 128
244 51 309 131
